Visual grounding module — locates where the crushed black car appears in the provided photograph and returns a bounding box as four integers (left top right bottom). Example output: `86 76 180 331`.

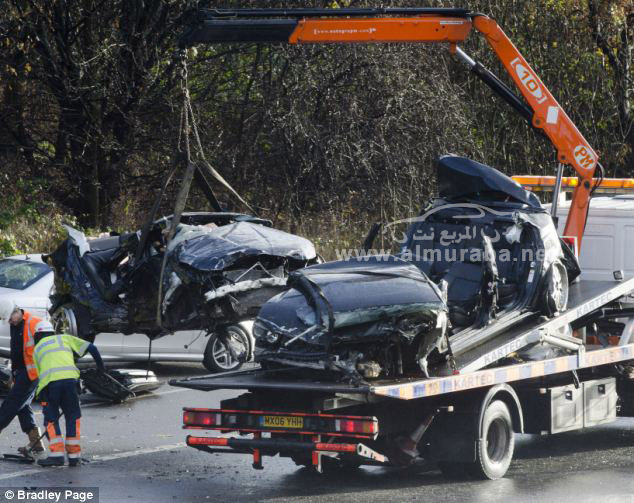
45 212 318 372
254 156 581 382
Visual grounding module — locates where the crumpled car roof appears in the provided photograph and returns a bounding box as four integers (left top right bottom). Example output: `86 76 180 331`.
173 221 317 272
437 155 541 208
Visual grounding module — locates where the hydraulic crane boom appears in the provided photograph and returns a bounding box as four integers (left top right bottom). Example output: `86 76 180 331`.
181 8 598 248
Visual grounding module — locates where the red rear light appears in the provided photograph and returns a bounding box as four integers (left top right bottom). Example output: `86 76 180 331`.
183 408 378 438
335 419 377 435
340 420 355 433
183 411 220 427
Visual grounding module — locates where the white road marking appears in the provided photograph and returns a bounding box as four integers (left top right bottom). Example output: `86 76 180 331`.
0 443 186 481
1 384 193 480
91 442 185 462
0 469 46 482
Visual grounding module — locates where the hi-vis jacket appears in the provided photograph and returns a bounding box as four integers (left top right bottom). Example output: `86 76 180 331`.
22 311 42 381
33 334 90 395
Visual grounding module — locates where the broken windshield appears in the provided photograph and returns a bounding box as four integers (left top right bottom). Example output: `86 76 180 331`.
0 259 50 290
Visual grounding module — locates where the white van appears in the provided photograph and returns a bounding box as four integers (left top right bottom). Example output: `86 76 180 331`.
554 195 634 281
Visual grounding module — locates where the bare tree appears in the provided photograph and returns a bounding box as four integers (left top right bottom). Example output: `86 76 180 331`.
588 0 634 171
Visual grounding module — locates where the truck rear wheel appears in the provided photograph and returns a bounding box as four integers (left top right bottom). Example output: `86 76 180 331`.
470 400 514 480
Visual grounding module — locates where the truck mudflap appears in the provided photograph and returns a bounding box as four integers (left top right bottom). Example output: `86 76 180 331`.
186 435 388 470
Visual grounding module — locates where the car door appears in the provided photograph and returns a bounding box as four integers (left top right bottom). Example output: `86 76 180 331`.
18 271 54 318
91 332 124 360
120 330 203 361
155 330 205 360
0 271 54 357
185 329 210 359
0 321 10 357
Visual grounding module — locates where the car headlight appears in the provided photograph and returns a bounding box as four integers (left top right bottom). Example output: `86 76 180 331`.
265 332 279 344
436 311 448 330
436 311 450 353
253 320 279 345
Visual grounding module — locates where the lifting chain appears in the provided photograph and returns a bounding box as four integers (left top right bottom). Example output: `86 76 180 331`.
154 49 254 328
155 50 197 328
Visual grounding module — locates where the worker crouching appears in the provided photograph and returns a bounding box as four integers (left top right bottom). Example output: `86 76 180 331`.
32 321 105 467
0 300 44 458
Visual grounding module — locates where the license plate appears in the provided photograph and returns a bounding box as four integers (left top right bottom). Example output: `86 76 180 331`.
261 415 304 429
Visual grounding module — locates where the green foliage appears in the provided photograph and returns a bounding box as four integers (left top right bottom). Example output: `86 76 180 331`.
0 179 79 257
1 0 634 250
0 212 70 258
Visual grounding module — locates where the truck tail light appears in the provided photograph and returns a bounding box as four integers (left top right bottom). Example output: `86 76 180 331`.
182 408 378 438
183 411 222 427
335 419 377 435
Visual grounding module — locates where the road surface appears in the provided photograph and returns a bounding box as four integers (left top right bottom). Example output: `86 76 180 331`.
1 363 633 503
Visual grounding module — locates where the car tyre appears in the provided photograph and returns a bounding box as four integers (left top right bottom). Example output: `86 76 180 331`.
541 261 569 317
51 304 79 337
203 325 249 373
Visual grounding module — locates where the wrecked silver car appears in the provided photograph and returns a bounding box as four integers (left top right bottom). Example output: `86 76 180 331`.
45 212 318 372
254 156 580 381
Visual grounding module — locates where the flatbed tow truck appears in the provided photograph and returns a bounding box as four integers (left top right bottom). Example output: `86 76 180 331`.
170 7 634 479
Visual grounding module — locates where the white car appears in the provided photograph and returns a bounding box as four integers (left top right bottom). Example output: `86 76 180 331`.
0 255 254 371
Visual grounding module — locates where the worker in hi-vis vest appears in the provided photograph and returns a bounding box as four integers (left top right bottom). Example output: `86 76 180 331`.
0 299 44 457
32 321 105 467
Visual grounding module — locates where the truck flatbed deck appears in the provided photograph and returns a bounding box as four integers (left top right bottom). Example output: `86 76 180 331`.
454 278 634 372
171 368 371 395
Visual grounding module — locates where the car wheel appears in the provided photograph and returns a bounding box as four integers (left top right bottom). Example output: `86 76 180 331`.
541 261 569 317
203 325 249 373
51 304 79 337
469 400 515 480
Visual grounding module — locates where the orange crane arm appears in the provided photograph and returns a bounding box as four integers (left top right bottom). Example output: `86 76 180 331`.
470 17 597 246
181 8 599 248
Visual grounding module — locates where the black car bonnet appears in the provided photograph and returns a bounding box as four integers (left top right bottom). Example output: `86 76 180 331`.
174 221 317 272
256 256 446 344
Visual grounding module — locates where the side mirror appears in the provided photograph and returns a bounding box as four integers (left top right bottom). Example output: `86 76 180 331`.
362 223 382 252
